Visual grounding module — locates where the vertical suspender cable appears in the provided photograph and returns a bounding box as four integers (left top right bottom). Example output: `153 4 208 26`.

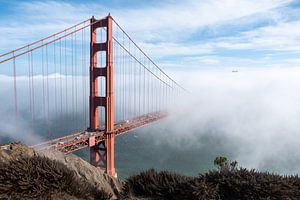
133 45 136 117
31 51 35 127
143 56 146 115
71 32 75 128
12 52 18 131
84 26 88 126
60 37 63 120
54 37 58 130
42 42 46 131
122 32 125 120
114 34 117 122
139 53 141 116
128 37 131 118
81 27 86 129
74 29 78 130
46 44 50 137
129 37 131 119
27 47 33 131
65 31 68 130
148 59 150 114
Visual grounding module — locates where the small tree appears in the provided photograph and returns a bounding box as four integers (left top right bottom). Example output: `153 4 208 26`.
214 156 238 171
214 156 228 169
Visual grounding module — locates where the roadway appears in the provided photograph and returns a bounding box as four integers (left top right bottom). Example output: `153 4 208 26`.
31 112 167 154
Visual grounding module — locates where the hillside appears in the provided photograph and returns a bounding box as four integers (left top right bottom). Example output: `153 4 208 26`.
121 168 300 200
1 143 300 199
0 143 122 200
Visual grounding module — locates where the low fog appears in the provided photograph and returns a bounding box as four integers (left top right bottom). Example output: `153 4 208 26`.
137 67 300 176
1 67 300 177
0 74 89 144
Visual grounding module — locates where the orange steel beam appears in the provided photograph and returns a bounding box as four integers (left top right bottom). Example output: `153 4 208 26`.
89 15 101 173
105 14 115 176
90 16 98 130
89 15 115 177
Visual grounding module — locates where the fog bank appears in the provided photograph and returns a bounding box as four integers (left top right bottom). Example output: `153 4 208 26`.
144 67 300 175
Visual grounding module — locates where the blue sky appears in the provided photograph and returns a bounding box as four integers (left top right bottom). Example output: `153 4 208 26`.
1 0 300 70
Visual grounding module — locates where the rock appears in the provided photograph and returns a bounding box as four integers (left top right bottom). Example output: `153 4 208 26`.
38 149 123 199
0 142 36 162
0 143 123 199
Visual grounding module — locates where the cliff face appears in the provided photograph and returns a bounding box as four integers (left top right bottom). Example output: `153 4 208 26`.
0 143 123 200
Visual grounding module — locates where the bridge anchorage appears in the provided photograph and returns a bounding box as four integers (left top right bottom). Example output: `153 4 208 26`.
0 14 185 178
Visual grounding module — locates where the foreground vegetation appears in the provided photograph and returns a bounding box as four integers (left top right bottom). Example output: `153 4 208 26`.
121 157 300 200
0 155 112 200
1 147 300 200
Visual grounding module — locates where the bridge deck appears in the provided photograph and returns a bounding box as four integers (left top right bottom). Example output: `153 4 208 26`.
31 112 167 154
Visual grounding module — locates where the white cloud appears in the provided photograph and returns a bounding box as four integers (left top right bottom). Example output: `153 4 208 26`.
212 20 300 51
139 42 214 59
114 0 292 41
0 0 294 55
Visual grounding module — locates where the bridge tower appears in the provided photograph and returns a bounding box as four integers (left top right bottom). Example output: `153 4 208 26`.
89 15 115 177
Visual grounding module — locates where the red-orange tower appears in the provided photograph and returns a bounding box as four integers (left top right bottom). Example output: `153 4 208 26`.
89 15 115 177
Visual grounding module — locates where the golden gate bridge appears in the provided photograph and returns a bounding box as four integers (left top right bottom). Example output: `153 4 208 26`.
0 14 185 177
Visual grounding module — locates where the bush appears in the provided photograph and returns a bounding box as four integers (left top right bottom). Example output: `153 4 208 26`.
121 169 191 199
121 158 300 200
0 155 112 200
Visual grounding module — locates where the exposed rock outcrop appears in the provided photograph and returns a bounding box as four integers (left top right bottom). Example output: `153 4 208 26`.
38 148 123 198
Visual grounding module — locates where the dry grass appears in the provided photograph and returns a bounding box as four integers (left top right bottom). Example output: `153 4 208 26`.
121 168 300 200
2 148 300 200
0 155 112 200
